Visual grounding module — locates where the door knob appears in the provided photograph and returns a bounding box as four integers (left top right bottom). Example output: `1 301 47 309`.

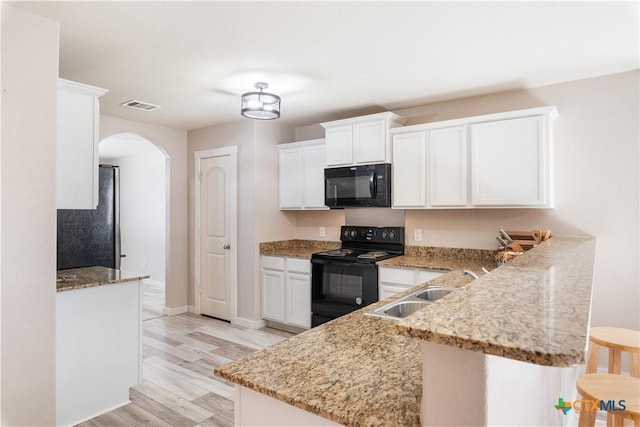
223 244 231 250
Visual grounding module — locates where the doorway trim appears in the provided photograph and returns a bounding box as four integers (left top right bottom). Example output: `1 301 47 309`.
194 146 238 324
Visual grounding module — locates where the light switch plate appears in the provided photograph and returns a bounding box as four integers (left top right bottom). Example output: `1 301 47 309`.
414 229 423 242
319 227 326 237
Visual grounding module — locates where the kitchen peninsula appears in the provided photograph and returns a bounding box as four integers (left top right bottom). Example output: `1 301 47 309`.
216 236 595 426
56 266 148 426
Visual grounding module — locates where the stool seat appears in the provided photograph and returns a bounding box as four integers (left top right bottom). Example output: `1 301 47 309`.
590 327 640 354
587 327 640 377
576 374 639 427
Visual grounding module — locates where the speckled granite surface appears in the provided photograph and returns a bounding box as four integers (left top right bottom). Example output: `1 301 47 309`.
215 269 476 427
56 266 149 292
259 239 340 259
216 305 422 426
397 236 596 367
379 254 493 275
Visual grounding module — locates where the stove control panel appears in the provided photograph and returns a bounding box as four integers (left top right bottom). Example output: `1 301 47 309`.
340 226 404 244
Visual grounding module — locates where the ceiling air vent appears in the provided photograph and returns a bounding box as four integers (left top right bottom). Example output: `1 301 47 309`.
120 99 161 112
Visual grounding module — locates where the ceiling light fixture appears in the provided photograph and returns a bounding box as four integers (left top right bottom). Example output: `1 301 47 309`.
240 82 280 120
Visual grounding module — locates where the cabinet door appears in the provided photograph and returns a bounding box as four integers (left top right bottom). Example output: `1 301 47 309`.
286 272 311 329
57 84 100 209
325 125 353 166
262 268 285 322
301 143 327 209
278 147 302 209
428 126 468 207
354 119 386 164
470 116 547 207
392 132 427 207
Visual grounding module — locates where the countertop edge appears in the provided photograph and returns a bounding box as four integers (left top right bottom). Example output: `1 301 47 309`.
394 236 596 367
56 266 150 292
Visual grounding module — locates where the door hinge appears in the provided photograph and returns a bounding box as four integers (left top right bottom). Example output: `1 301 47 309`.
198 172 203 181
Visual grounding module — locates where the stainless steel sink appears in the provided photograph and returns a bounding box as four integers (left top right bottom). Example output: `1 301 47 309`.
365 285 458 320
383 301 430 318
414 287 456 302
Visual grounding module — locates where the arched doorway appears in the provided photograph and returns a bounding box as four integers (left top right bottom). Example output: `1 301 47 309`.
99 133 168 320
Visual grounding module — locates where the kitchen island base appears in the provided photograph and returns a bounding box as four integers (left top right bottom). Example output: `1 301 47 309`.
421 341 580 426
56 273 143 426
235 385 343 426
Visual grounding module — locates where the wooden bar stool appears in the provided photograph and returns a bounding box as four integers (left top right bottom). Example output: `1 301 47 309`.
587 327 640 377
576 374 639 427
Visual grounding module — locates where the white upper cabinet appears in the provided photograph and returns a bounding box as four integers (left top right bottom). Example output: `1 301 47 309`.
321 112 407 167
470 115 550 207
278 139 327 210
391 106 558 209
301 143 327 208
392 131 426 207
57 79 108 209
428 126 468 207
324 126 353 166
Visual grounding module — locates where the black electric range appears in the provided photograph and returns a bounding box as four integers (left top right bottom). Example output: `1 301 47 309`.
310 226 404 327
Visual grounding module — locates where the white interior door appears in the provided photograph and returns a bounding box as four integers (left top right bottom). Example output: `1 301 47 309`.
199 155 231 320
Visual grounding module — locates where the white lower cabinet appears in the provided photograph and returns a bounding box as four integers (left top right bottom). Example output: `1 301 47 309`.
261 256 311 329
378 266 446 299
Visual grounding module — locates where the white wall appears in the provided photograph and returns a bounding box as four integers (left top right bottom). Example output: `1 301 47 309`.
100 116 188 310
102 141 166 281
293 70 640 338
188 120 296 321
398 71 640 335
1 5 58 425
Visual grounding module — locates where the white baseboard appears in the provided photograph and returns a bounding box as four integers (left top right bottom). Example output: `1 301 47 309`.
234 317 266 330
163 305 188 316
188 305 199 314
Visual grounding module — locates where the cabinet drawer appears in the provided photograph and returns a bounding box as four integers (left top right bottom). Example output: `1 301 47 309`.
286 258 311 274
416 269 447 285
262 256 285 270
379 267 415 285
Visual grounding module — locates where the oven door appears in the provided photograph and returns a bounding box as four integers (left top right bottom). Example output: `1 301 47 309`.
311 258 378 327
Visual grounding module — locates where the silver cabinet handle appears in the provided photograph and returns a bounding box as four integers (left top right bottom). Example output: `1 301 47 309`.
223 244 231 250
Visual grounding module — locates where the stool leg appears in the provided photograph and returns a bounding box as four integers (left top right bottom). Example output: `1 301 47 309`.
578 405 597 427
610 413 623 427
587 342 601 373
609 348 622 374
631 352 640 378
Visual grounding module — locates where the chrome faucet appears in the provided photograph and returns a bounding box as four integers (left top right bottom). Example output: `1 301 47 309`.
463 269 479 280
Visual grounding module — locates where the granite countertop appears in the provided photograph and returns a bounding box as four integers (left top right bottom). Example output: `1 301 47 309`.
397 236 596 367
56 266 149 292
220 237 595 424
259 239 340 259
215 270 476 427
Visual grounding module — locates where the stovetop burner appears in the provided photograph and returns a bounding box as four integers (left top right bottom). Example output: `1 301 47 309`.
312 226 404 264
317 249 354 257
357 251 389 259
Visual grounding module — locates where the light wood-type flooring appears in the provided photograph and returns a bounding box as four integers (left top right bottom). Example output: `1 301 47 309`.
76 313 294 427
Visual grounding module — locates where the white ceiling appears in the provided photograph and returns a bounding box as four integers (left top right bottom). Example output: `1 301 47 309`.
13 1 640 131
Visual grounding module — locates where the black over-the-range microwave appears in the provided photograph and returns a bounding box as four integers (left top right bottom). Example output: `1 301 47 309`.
324 163 391 208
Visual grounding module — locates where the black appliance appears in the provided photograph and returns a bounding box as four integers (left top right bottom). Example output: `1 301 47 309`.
324 163 391 208
57 165 121 270
311 225 404 327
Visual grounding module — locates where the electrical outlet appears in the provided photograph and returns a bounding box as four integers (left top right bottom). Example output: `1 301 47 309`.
319 226 326 237
413 229 423 242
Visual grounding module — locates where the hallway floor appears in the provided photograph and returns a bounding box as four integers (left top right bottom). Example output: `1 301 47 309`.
76 313 293 426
